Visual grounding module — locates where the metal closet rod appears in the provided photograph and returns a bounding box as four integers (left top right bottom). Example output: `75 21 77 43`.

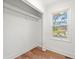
4 2 42 20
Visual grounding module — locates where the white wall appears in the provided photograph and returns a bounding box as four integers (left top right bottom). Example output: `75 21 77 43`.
43 0 75 58
3 7 42 59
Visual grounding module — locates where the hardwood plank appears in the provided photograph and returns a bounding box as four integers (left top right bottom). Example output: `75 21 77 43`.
15 47 72 59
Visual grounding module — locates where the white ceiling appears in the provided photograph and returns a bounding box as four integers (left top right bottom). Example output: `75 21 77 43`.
41 0 70 6
25 0 70 12
23 0 44 12
24 0 57 12
41 0 57 6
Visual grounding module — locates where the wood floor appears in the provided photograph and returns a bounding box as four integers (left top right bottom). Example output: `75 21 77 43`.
15 47 72 59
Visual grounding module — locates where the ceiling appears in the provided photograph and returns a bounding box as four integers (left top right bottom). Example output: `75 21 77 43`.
4 0 70 13
25 0 70 12
41 0 70 6
24 0 58 12
41 0 57 6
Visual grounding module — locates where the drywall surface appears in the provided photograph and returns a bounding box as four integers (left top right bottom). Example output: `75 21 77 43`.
3 7 42 59
43 1 75 58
